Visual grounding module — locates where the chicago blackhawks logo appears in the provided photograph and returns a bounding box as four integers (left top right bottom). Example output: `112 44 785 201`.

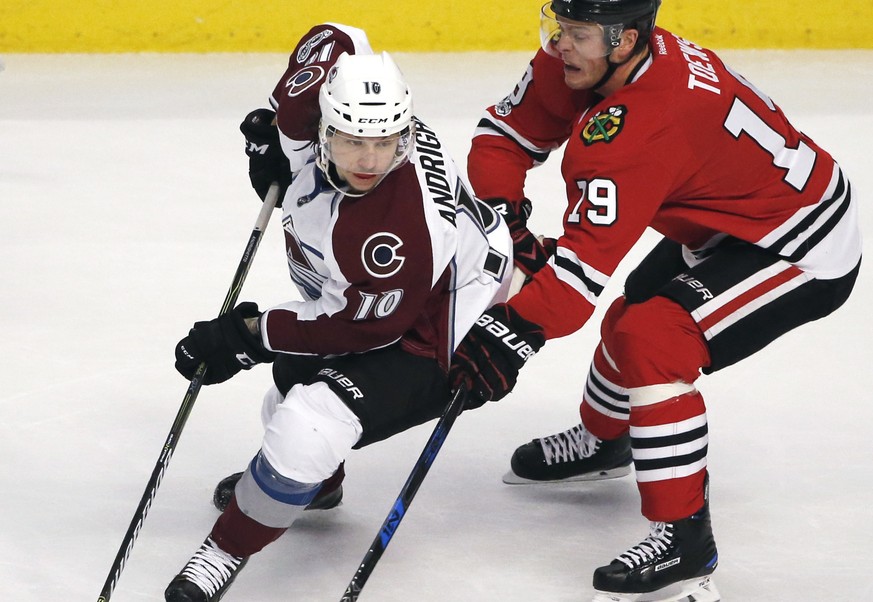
362 232 405 278
495 95 512 117
581 105 627 145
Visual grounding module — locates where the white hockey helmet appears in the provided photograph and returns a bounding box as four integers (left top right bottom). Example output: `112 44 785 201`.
317 52 415 195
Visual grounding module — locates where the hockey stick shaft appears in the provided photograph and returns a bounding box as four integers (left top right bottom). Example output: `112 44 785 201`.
340 387 468 601
339 267 525 601
97 184 280 602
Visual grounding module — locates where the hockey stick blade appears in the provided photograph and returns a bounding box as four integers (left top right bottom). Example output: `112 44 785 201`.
97 183 280 602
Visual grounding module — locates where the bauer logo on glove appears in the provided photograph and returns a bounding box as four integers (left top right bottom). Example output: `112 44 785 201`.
450 304 545 404
474 312 538 362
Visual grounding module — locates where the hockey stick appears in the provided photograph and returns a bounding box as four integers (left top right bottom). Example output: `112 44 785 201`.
340 267 526 601
97 183 280 602
340 386 468 602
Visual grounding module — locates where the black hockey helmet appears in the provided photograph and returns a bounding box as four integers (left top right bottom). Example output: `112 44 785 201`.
542 0 661 55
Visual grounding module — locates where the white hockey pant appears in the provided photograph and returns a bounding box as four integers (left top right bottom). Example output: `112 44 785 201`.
235 382 363 528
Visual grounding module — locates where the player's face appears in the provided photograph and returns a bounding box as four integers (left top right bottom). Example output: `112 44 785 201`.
552 18 611 89
330 131 402 193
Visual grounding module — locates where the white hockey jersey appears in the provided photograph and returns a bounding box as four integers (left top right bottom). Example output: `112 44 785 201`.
258 24 511 371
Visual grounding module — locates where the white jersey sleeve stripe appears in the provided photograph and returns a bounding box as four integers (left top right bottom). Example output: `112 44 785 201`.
757 164 861 279
475 114 557 163
552 246 610 306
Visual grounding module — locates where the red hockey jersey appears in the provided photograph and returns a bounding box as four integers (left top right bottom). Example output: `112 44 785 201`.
469 27 860 340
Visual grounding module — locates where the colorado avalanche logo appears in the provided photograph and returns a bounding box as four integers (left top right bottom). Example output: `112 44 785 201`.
362 233 405 278
285 66 325 98
581 105 627 145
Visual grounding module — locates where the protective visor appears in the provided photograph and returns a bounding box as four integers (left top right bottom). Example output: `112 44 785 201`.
323 128 411 177
540 2 614 59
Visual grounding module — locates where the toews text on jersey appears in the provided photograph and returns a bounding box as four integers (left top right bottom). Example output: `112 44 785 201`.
469 27 861 341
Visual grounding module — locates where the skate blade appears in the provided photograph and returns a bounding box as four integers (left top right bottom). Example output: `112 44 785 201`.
502 464 632 485
591 575 720 602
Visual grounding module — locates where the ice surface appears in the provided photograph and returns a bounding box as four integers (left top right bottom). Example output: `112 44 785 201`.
1 49 872 601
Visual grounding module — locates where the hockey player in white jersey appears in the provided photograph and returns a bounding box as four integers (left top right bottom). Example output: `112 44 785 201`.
165 24 511 601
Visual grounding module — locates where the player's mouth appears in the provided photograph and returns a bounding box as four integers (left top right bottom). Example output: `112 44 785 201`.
352 173 377 180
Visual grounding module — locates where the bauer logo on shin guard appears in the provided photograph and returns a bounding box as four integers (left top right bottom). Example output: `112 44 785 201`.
476 314 537 362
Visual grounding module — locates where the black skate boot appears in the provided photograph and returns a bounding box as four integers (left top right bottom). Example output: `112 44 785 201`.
213 462 345 512
165 536 249 602
504 423 632 484
591 484 719 602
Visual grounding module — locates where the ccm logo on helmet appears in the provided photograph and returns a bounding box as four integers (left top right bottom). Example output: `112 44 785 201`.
362 232 405 278
476 314 537 362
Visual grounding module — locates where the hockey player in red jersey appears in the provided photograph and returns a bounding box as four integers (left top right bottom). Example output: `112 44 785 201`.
165 24 512 601
450 1 861 600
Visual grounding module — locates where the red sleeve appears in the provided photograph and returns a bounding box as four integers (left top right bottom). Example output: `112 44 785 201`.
468 49 594 208
509 270 595 339
467 135 534 205
508 116 673 340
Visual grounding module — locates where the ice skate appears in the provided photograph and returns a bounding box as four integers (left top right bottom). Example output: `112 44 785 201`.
504 423 632 484
165 536 249 602
213 462 345 512
591 490 719 602
590 575 719 602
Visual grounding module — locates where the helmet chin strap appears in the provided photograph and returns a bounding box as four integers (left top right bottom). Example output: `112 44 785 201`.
322 161 390 198
324 162 367 198
592 55 621 91
592 44 647 92
314 140 370 198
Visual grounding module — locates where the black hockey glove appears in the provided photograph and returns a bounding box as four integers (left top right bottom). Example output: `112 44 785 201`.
174 302 276 385
240 108 293 205
485 198 555 278
450 304 545 407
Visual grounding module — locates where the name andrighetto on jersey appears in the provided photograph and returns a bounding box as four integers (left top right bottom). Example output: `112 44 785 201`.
413 118 456 226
